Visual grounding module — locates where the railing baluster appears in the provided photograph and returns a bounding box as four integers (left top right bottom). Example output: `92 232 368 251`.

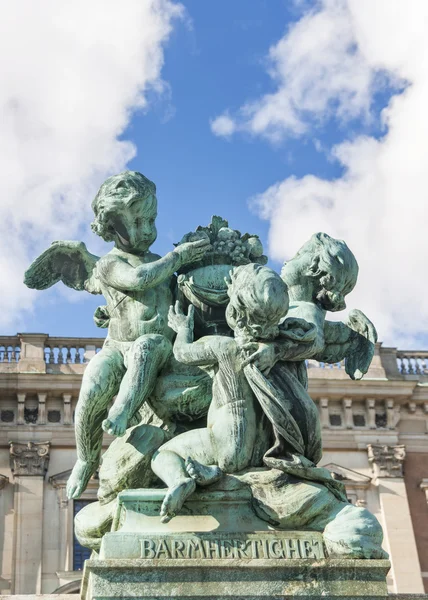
396 351 428 377
66 346 73 364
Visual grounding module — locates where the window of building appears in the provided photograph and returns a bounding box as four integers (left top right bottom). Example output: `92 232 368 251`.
73 499 95 571
329 414 342 427
375 413 387 428
48 410 61 423
353 413 366 427
1 410 14 422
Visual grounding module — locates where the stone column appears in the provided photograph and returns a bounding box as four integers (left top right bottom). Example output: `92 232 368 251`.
319 398 329 429
49 475 71 571
366 398 376 429
342 397 353 429
9 441 50 594
367 444 424 594
17 393 26 425
386 399 396 430
37 392 47 425
63 393 72 425
0 474 10 592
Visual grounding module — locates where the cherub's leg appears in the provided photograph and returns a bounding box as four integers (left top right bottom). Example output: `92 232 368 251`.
185 402 250 484
210 399 257 473
102 334 171 437
67 347 125 499
151 428 219 523
152 449 196 523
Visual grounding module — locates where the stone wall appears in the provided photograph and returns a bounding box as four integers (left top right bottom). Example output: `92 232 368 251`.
1 335 428 594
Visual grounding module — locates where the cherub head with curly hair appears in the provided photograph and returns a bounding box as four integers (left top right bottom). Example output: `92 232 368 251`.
225 263 289 341
281 232 358 312
91 170 157 254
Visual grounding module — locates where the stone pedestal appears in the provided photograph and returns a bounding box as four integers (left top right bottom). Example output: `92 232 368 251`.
82 557 390 599
81 486 391 599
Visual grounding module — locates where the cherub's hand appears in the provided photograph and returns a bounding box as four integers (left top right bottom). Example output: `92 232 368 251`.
168 301 195 333
174 238 211 266
241 342 278 375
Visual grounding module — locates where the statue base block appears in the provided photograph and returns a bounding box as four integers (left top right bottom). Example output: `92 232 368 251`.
81 557 390 599
80 485 391 599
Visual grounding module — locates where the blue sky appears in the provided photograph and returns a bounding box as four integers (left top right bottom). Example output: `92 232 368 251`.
18 2 328 338
2 1 427 347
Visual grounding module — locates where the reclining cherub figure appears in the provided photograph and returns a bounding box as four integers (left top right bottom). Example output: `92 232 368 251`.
24 171 210 499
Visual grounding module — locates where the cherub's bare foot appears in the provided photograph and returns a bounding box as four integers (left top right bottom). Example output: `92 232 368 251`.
66 459 95 499
160 478 196 523
102 408 128 437
185 457 222 486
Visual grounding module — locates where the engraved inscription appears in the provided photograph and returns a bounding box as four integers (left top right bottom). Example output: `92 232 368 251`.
139 534 324 560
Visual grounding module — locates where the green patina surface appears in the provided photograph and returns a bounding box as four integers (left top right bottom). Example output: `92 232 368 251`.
81 557 391 598
25 171 388 597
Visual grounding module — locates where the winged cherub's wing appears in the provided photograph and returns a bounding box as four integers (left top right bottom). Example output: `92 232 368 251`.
313 309 377 380
24 241 101 294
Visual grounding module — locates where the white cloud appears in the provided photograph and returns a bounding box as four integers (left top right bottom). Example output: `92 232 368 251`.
210 114 236 137
214 0 428 347
211 0 394 142
0 0 182 329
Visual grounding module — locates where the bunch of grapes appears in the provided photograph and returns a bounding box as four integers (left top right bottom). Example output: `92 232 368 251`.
211 228 246 264
176 221 266 269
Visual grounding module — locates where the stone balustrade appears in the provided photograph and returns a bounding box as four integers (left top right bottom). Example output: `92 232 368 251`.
0 336 21 363
396 350 428 376
44 336 103 365
1 335 427 385
0 337 404 375
0 333 104 373
2 335 423 381
1 334 428 434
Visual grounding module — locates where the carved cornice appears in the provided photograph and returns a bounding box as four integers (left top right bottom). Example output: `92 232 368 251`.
367 443 406 478
9 441 50 477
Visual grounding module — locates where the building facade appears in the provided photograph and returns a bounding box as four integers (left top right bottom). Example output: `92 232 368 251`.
0 333 427 595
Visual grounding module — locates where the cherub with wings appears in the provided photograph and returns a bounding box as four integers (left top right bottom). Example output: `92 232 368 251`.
24 171 210 499
244 232 377 384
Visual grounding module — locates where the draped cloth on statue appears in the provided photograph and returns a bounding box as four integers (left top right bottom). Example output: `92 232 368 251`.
244 361 347 503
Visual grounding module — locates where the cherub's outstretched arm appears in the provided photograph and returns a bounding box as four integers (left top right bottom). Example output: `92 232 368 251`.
98 239 210 292
168 302 217 366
